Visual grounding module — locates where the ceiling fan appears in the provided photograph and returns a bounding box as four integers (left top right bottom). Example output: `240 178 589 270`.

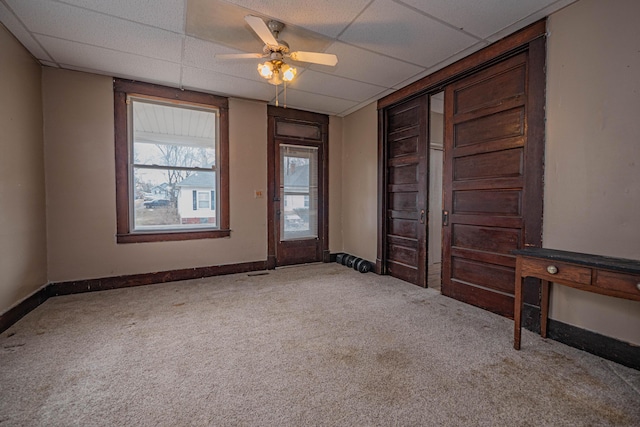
215 15 338 86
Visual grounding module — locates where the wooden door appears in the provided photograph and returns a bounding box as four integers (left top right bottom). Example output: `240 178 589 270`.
383 96 428 286
442 51 544 317
267 106 329 268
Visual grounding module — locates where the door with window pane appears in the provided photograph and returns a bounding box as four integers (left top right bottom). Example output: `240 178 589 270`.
268 107 328 267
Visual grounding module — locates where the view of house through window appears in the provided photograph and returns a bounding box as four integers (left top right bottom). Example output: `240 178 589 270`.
130 97 219 231
280 144 318 240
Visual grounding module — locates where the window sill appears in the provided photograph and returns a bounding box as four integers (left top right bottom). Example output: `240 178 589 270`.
117 229 231 244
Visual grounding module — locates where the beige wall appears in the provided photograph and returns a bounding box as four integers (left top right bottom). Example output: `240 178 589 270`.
43 68 268 281
341 102 378 261
545 0 640 344
0 25 47 313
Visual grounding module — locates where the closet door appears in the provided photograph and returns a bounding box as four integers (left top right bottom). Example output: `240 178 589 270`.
383 96 428 287
442 51 543 317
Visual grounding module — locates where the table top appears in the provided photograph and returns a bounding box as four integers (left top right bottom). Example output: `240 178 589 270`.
513 247 640 275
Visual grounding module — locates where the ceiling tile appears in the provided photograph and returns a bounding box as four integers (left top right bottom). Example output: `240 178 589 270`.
183 36 267 82
485 0 577 42
399 0 562 39
7 0 183 62
221 0 371 38
392 41 488 90
279 89 359 116
340 89 396 116
37 35 181 86
57 0 186 33
309 41 425 88
339 0 478 67
0 2 53 61
288 69 387 103
182 66 276 101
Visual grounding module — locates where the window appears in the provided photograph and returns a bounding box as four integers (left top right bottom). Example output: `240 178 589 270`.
280 144 318 240
197 191 210 210
114 80 229 243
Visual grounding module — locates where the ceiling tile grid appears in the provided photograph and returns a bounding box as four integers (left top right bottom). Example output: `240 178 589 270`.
57 0 186 33
6 0 183 63
39 35 182 86
337 0 480 68
0 0 576 116
0 1 53 61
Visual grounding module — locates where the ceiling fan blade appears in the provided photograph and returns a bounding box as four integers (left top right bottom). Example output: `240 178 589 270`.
289 51 338 66
245 15 278 47
215 53 265 59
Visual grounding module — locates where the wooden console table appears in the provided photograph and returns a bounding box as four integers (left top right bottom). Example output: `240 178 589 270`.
513 248 640 350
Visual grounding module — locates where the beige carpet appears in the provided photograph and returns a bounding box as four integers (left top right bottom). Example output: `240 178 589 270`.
1 263 639 426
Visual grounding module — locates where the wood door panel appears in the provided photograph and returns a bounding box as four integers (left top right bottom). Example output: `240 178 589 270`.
442 45 544 318
454 65 526 115
452 257 515 294
389 164 418 185
388 244 417 265
452 224 521 254
454 107 525 147
451 247 515 268
389 192 417 211
453 190 521 216
387 107 419 132
453 148 523 181
389 136 419 158
389 218 417 239
447 280 515 319
384 95 428 287
387 261 418 284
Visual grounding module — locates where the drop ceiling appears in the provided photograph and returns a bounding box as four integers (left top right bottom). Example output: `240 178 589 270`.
0 0 576 117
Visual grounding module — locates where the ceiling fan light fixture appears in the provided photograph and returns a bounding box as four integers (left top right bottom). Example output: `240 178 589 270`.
258 60 296 85
257 61 274 78
281 64 297 82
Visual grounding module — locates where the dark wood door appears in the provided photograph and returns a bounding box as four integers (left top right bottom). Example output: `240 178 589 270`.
384 96 428 286
267 106 329 268
442 51 544 318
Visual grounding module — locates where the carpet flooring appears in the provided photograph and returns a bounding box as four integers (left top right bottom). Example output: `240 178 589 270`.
1 263 639 426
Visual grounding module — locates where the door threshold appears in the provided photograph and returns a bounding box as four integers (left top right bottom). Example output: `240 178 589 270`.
275 262 325 270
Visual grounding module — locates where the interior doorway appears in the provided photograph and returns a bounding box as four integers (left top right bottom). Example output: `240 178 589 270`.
267 106 329 268
428 91 444 292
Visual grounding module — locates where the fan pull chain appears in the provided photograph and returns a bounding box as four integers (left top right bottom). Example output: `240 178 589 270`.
284 82 287 108
275 83 279 107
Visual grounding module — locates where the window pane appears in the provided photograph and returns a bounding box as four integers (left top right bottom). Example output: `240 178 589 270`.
133 168 216 230
132 100 216 169
280 145 318 240
276 121 321 140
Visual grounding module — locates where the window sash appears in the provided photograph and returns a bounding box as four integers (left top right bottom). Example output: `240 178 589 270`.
128 97 219 233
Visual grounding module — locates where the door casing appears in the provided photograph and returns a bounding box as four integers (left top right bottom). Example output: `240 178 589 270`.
267 106 329 268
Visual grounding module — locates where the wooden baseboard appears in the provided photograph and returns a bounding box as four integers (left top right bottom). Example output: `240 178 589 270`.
522 305 639 370
546 318 640 371
1 260 267 334
48 260 268 296
0 287 49 334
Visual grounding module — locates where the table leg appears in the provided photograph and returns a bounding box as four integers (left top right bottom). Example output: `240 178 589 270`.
514 275 523 350
540 279 550 338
